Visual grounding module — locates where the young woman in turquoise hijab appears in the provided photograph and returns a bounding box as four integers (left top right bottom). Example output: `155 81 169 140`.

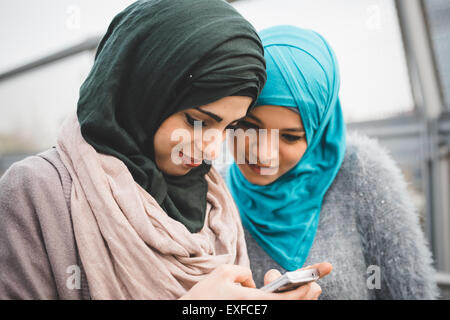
225 25 439 299
228 25 346 271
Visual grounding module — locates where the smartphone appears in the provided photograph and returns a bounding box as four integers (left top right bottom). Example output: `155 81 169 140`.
259 268 320 293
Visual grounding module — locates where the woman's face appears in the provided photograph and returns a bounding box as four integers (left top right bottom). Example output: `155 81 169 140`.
154 96 252 176
231 105 307 185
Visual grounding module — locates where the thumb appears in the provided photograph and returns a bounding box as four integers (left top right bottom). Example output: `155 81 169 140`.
264 269 282 286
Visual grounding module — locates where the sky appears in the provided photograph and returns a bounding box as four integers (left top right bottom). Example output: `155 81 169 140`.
0 0 135 72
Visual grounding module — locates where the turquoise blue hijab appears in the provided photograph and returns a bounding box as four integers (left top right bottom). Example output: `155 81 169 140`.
226 25 347 271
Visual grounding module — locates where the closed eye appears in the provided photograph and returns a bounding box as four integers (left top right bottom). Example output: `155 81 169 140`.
232 120 259 130
282 134 304 142
184 112 207 127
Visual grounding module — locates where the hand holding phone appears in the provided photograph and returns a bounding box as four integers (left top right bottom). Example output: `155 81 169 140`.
260 268 320 293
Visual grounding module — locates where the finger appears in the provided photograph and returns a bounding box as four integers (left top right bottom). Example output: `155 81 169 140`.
272 282 314 300
242 282 316 301
300 262 333 279
214 264 256 288
263 269 282 286
303 282 322 300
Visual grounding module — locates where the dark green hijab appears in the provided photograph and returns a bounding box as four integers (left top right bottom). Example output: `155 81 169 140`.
76 0 266 232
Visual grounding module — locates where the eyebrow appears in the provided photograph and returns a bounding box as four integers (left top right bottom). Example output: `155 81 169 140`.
247 113 305 133
195 107 222 123
282 128 306 133
246 113 262 124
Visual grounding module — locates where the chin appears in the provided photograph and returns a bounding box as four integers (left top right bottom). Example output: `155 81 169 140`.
238 164 278 186
156 160 191 177
170 166 192 176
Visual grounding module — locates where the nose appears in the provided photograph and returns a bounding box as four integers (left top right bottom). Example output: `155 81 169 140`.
193 130 224 161
250 129 279 166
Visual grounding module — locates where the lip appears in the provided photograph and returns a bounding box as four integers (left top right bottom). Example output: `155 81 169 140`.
244 157 278 175
248 163 262 174
179 151 203 168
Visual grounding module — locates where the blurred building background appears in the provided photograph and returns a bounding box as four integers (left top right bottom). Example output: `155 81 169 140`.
0 0 449 298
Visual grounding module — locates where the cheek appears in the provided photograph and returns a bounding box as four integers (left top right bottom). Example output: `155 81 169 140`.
279 142 307 171
232 135 251 161
154 127 170 156
154 119 186 158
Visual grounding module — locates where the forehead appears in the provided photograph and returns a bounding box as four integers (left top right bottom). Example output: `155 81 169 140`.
250 105 303 129
198 96 252 120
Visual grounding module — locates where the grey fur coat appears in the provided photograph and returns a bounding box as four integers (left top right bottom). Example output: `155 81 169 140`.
217 131 440 299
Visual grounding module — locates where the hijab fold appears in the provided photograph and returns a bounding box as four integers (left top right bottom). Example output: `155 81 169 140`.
227 25 346 271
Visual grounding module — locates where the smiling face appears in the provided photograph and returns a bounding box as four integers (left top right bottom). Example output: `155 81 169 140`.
231 105 308 185
153 96 252 176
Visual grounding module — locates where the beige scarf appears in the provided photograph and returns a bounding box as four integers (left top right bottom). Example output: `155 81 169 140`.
56 113 249 300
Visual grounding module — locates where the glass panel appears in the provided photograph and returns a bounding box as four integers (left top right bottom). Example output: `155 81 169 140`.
424 0 450 110
0 52 93 155
0 0 135 73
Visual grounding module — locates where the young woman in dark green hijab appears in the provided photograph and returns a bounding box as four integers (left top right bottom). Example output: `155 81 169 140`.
76 0 266 234
0 0 330 299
